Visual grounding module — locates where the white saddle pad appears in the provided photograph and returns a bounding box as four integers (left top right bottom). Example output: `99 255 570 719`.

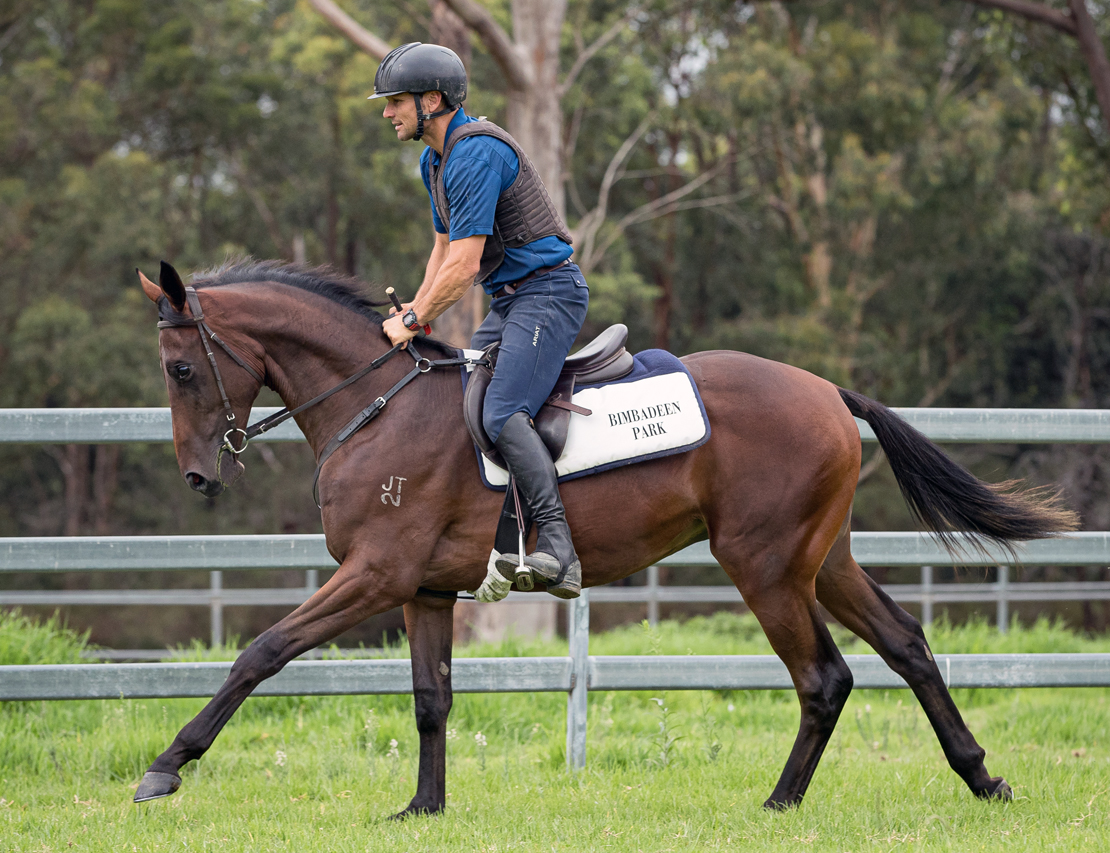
464 351 710 489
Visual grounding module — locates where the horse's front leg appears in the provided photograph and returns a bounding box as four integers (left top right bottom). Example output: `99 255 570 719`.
392 593 456 818
134 556 413 802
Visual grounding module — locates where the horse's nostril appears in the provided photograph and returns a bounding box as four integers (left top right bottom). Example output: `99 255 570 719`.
186 472 206 490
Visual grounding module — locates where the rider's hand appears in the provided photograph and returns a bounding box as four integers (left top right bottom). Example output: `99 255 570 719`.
382 312 418 348
387 300 414 317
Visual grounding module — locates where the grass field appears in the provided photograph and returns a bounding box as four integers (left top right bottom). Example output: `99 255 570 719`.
2 610 1109 851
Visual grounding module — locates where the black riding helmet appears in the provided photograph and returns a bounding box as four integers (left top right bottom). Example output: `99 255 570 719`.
369 42 467 141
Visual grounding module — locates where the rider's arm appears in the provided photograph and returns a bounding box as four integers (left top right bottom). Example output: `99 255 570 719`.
382 234 485 346
410 234 485 323
412 232 450 303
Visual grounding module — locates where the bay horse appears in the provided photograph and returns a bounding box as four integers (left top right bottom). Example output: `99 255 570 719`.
134 259 1075 814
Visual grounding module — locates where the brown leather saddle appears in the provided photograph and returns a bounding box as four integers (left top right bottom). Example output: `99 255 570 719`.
464 324 635 469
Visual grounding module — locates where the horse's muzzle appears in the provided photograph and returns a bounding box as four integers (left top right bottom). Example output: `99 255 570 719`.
186 472 224 497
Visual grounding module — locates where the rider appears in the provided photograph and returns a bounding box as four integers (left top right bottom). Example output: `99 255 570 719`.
372 42 588 599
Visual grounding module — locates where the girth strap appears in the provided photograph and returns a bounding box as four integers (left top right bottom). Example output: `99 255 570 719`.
414 587 459 601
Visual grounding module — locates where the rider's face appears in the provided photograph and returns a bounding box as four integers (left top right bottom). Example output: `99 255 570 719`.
383 94 417 141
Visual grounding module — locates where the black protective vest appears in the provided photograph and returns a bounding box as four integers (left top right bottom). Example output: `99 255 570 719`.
429 120 573 284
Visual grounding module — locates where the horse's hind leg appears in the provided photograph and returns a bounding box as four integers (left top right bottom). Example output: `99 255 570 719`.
717 543 855 809
814 528 1012 800
392 594 455 819
135 557 412 802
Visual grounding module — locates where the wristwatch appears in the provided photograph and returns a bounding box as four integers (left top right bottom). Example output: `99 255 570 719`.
401 308 421 332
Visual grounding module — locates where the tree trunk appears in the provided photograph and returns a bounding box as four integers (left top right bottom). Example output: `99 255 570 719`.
964 0 1110 140
652 134 681 350
1068 0 1110 139
506 0 568 216
312 0 570 216
48 444 89 536
91 445 120 535
326 108 341 266
430 0 472 68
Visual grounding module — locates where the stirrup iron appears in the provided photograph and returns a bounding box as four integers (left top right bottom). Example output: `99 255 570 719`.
512 481 534 591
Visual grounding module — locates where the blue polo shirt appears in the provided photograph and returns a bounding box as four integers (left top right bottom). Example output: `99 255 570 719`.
420 109 573 293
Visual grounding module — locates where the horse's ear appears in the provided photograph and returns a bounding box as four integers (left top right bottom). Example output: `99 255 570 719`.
159 261 187 312
137 268 162 304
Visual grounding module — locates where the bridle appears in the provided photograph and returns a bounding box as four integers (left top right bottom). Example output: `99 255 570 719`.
157 287 262 468
157 285 488 500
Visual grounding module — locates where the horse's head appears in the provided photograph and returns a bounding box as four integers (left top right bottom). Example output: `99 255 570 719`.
139 262 265 497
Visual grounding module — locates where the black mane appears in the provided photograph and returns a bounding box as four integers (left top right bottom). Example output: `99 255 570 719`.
191 259 458 356
192 259 389 322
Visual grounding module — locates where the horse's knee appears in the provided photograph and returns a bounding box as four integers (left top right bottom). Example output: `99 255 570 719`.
798 660 853 733
413 686 451 735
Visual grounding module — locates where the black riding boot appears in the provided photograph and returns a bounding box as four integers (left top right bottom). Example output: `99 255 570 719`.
492 412 581 599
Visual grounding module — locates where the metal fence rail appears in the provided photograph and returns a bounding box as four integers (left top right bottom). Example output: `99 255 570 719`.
3 652 1109 703
4 531 1110 570
4 406 1110 444
4 533 1109 642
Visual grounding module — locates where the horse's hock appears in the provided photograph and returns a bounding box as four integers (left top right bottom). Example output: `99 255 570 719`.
453 599 556 643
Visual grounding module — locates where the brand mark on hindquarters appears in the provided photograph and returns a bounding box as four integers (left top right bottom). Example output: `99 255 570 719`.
381 475 407 507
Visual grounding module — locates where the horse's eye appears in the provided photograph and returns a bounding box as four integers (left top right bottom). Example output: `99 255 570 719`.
172 364 193 382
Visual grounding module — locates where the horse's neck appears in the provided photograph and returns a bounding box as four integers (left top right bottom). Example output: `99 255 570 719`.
214 285 421 456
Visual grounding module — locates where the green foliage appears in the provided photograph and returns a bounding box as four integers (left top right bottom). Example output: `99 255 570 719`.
578 267 659 347
3 1 1110 642
0 608 91 665
922 614 1106 655
3 291 161 408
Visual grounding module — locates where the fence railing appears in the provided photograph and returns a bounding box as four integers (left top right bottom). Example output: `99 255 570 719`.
4 534 1110 647
3 408 1110 768
4 406 1110 443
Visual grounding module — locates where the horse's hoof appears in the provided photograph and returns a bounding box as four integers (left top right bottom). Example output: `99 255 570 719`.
133 771 182 803
762 795 798 811
389 803 442 821
978 777 1013 801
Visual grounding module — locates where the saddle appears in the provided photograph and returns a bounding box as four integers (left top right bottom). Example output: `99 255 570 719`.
464 324 634 469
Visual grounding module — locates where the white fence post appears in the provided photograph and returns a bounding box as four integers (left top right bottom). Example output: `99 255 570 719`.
646 564 660 626
304 569 320 658
209 570 223 648
921 565 933 626
997 565 1009 633
566 590 589 770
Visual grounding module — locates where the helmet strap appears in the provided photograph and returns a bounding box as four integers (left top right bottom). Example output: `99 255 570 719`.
412 92 455 142
413 92 425 141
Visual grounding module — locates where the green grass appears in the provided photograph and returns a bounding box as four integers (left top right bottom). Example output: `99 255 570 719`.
2 611 1110 851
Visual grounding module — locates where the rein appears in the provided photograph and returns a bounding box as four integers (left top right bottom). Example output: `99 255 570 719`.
158 286 489 500
307 343 484 507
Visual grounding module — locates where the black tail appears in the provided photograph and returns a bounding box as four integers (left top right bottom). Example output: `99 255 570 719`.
839 388 1078 552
